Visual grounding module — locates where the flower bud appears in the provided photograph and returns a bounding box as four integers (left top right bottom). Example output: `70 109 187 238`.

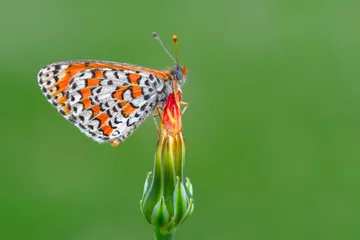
140 91 194 235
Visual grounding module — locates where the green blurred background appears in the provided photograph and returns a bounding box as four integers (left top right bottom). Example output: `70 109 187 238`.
1 0 360 239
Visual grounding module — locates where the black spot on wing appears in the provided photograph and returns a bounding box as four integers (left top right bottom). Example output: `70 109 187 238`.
72 83 78 90
114 72 119 79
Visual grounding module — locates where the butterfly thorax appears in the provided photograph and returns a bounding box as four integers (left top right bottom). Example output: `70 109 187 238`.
157 65 187 106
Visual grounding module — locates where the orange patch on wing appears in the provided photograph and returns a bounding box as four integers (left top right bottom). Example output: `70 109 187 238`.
157 71 171 79
101 124 113 136
131 86 143 98
87 78 100 86
57 96 67 104
52 66 83 95
80 88 91 99
91 105 100 116
93 70 104 79
52 79 70 96
122 103 137 117
119 101 127 107
62 105 71 115
57 79 70 89
97 113 109 126
82 99 91 108
112 86 129 101
128 73 141 85
69 63 88 69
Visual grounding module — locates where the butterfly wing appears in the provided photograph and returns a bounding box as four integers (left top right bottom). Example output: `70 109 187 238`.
38 60 166 145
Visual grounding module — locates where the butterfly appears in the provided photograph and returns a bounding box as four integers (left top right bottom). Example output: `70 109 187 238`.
37 33 187 147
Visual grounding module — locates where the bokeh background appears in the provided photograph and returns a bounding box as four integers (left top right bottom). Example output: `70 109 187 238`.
1 0 360 239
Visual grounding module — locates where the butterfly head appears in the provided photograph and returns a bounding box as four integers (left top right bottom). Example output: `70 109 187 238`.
153 32 187 85
170 64 187 85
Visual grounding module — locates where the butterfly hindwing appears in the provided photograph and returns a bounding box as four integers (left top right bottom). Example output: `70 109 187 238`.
38 61 162 143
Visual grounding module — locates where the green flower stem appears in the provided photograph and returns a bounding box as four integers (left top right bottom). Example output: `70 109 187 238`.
154 228 174 240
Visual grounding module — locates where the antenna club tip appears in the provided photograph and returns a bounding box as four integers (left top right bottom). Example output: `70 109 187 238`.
172 35 178 42
152 32 159 39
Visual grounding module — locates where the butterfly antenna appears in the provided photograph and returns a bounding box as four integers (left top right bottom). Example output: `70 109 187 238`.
172 35 179 65
152 32 177 65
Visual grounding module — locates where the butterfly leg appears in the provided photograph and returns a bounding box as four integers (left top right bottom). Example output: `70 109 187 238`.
152 106 164 136
180 101 188 115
